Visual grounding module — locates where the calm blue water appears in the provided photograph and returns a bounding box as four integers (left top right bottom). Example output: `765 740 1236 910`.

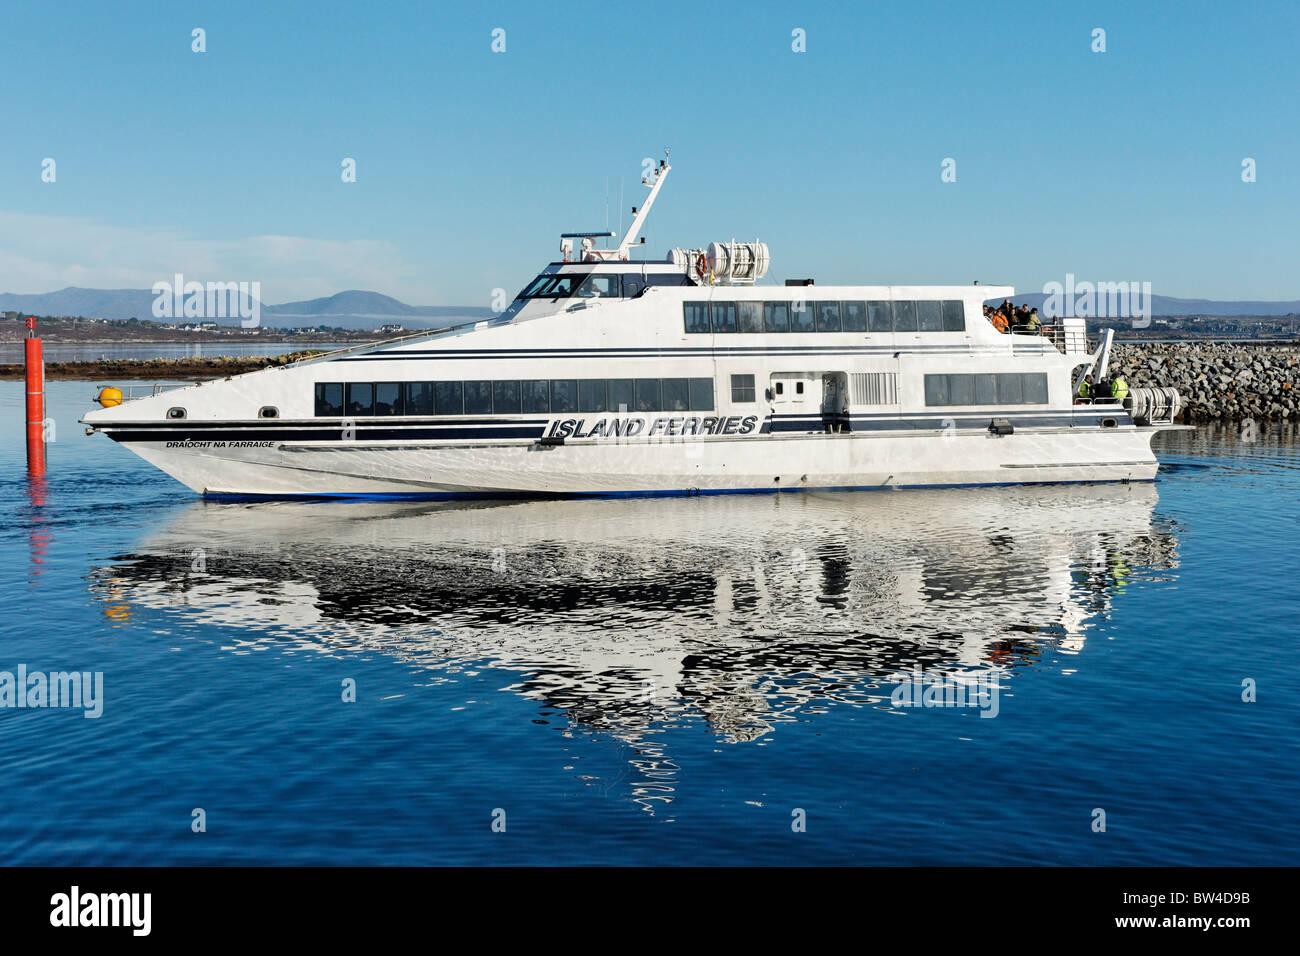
2 381 1296 865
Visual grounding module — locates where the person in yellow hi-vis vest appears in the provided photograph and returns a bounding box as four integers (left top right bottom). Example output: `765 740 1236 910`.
1076 374 1093 404
1110 375 1129 401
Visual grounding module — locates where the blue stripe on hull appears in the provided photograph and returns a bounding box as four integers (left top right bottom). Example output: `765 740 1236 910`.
202 476 1154 503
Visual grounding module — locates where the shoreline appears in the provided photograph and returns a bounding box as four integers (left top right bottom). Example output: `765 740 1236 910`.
6 342 1298 421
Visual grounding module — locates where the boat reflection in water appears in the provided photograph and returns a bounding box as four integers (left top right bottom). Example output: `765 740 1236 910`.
91 485 1177 808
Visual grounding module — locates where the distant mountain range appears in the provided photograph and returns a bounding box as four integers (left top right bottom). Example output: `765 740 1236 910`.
999 292 1300 317
0 287 495 330
1 285 1297 326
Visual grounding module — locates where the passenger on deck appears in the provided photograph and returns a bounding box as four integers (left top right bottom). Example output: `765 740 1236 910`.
1076 374 1094 404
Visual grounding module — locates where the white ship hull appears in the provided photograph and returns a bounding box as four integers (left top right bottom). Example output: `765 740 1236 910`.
121 425 1161 498
82 155 1182 498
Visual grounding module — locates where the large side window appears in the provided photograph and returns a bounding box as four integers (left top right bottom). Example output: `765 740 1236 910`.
763 301 791 332
493 380 522 414
731 374 756 403
346 383 374 416
948 374 975 405
737 301 763 333
661 378 690 411
608 378 634 412
463 381 493 415
1021 373 1048 403
314 383 344 416
924 374 948 406
634 378 661 411
406 382 434 415
521 380 550 413
942 300 966 331
689 378 715 411
997 373 1023 404
550 379 578 413
683 301 711 333
434 381 463 415
579 379 607 412
842 301 868 332
375 382 405 415
974 374 998 405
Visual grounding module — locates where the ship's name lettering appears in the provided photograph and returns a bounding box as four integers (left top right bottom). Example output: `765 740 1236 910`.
164 440 276 448
546 415 758 439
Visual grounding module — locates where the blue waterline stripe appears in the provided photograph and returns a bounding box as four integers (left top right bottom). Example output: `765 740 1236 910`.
201 477 1154 503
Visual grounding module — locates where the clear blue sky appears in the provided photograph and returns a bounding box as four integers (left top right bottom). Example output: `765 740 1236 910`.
2 0 1297 305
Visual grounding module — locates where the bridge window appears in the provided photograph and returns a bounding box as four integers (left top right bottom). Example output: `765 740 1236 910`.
577 274 619 298
520 273 585 299
621 274 646 298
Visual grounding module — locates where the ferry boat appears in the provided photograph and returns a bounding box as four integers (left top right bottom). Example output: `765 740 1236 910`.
82 153 1183 498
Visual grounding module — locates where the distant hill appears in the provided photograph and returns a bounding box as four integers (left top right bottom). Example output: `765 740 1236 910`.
994 291 1300 317
0 286 495 330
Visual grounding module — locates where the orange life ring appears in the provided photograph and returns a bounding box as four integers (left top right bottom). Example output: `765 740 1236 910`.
695 253 707 279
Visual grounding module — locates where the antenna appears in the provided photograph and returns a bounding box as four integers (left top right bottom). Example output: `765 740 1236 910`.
616 149 671 259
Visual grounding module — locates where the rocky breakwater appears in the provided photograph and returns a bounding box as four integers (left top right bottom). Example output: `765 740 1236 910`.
0 350 329 380
1110 342 1300 422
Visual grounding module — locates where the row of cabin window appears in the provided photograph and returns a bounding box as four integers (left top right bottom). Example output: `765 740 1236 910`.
683 300 966 334
923 373 1049 406
314 378 716 417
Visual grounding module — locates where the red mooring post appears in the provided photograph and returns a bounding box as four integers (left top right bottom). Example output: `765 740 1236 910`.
25 316 46 476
